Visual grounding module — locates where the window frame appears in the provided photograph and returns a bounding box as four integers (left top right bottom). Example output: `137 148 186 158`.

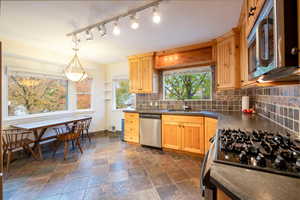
112 78 135 111
4 67 93 120
162 66 213 101
74 78 93 111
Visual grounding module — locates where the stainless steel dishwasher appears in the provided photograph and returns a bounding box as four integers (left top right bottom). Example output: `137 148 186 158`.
140 114 162 148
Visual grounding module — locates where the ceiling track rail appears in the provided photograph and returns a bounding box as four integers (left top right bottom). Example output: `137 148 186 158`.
66 0 164 37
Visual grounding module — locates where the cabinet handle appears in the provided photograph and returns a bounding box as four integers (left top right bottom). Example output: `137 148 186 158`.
248 11 255 17
249 6 256 12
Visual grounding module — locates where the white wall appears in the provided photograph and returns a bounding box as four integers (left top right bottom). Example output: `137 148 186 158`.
105 60 129 131
1 37 106 132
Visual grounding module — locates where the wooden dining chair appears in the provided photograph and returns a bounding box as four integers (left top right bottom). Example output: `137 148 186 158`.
81 118 92 142
2 128 39 174
53 122 84 160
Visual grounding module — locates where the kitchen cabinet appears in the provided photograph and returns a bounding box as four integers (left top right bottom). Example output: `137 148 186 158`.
216 28 240 90
204 118 217 153
155 41 215 70
124 113 139 143
246 0 266 36
162 120 182 150
128 52 158 94
181 121 205 154
162 115 205 154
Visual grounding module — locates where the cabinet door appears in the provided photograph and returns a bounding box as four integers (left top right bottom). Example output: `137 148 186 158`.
240 23 248 86
204 118 217 153
124 113 139 143
139 56 153 93
181 121 205 154
129 57 140 93
217 31 240 90
217 38 233 88
162 121 182 150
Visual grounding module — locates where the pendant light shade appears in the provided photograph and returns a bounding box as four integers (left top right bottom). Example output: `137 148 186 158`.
64 53 87 81
64 38 88 82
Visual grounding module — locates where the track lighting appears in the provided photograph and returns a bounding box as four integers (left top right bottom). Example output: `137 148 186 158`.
98 24 107 37
66 0 164 38
113 21 121 36
152 5 161 24
85 29 93 40
130 14 139 30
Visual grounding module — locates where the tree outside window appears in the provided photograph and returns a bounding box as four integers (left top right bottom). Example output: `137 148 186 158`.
8 71 68 116
163 67 212 100
114 79 135 110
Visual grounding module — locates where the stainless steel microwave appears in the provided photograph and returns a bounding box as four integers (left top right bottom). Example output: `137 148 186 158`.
247 0 299 81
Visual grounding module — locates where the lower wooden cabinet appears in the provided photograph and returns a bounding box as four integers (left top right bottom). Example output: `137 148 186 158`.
124 113 139 143
204 117 218 152
162 121 182 150
181 121 205 154
162 115 205 154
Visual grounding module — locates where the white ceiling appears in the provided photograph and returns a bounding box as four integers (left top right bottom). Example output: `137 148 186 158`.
0 0 243 64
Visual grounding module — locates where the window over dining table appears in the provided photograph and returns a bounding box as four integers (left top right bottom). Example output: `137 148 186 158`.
8 71 68 117
74 78 92 110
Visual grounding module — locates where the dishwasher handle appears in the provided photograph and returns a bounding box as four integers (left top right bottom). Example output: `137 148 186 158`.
140 114 161 119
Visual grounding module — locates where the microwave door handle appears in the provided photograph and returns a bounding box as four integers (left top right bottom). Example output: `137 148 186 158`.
256 18 273 67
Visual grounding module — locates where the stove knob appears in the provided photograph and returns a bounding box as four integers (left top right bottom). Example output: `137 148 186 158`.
239 151 248 164
274 155 287 170
256 153 266 167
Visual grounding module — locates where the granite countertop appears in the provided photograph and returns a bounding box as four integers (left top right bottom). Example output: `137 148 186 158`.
124 109 300 200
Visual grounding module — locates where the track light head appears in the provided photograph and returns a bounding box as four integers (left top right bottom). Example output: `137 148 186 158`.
152 5 161 24
130 14 139 30
98 24 107 37
113 21 121 36
85 29 93 40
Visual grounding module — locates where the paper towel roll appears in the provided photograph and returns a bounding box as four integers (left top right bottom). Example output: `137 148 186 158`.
242 96 249 111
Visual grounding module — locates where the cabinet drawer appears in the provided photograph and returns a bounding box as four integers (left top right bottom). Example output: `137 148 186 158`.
125 119 139 127
125 112 139 119
162 115 204 124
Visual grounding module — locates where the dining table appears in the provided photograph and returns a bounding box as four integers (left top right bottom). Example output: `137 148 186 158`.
12 115 92 159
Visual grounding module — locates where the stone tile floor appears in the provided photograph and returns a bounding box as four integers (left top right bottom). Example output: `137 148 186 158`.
4 134 204 200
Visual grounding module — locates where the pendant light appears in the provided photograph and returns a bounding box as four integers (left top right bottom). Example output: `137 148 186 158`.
64 36 88 82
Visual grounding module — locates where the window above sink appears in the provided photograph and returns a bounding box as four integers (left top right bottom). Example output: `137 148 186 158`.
163 66 213 101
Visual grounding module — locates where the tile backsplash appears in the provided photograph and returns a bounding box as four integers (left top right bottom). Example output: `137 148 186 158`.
255 85 300 134
136 84 300 134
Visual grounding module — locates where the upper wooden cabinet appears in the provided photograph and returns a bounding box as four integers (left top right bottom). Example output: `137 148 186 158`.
128 53 158 94
246 0 266 36
216 28 241 90
155 41 215 70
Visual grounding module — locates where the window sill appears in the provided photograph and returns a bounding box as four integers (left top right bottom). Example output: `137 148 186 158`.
4 110 94 125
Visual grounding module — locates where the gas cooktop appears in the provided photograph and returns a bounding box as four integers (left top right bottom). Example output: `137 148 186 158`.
214 129 300 178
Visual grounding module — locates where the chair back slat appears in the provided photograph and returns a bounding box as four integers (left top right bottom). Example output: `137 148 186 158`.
2 128 34 151
54 122 84 141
